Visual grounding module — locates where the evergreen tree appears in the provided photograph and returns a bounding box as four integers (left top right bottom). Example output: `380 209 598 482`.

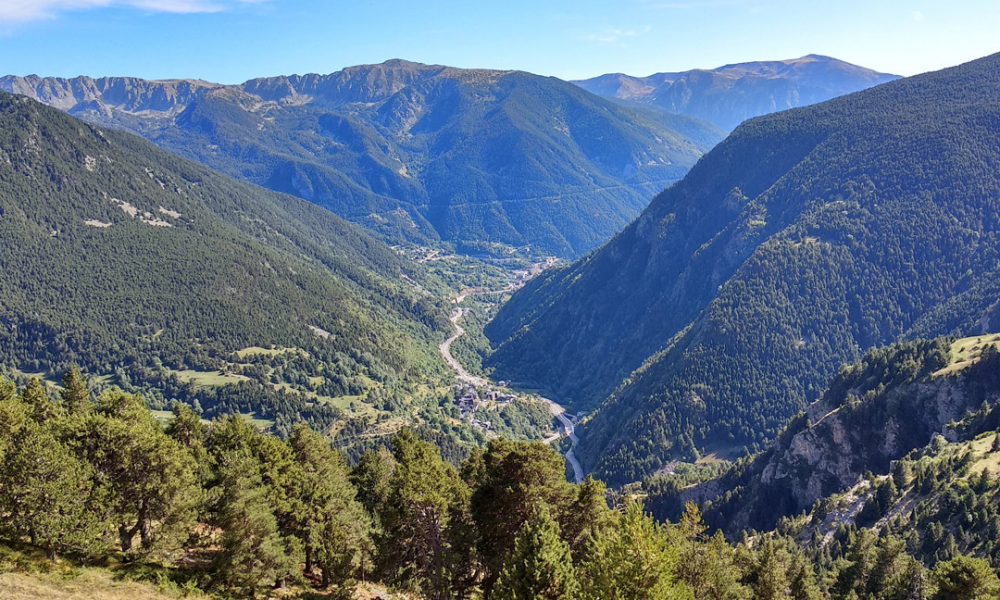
378 429 468 599
288 425 371 589
788 553 823 600
167 403 211 486
0 418 105 559
351 447 396 526
472 439 573 594
493 504 578 600
22 377 58 423
563 475 612 558
931 556 1000 600
213 451 301 599
0 381 28 462
746 537 793 600
59 367 90 415
832 529 878 597
577 499 692 600
75 390 200 557
678 530 749 600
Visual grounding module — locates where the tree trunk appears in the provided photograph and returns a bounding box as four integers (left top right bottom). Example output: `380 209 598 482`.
118 524 134 555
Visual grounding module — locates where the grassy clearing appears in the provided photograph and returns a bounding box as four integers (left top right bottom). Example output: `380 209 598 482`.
149 409 176 427
233 346 308 360
149 409 269 430
969 432 1000 477
0 545 204 600
933 333 1000 377
164 368 250 389
910 431 1000 480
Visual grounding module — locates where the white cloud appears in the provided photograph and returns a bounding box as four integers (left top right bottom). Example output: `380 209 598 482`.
582 25 652 45
0 0 268 23
911 10 925 22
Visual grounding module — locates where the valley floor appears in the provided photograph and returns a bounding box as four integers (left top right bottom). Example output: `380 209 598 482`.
438 280 584 482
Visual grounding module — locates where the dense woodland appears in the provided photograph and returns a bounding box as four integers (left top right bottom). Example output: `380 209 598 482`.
488 51 1000 484
3 63 722 257
2 370 1000 599
0 91 473 437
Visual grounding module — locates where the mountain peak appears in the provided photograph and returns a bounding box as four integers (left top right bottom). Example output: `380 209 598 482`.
574 54 898 131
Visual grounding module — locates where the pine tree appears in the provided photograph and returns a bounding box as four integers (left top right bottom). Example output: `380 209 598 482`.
0 377 17 403
76 390 200 557
493 504 578 600
213 451 301 599
788 553 823 600
562 475 611 557
378 429 468 599
679 501 708 541
351 447 396 526
59 367 90 415
22 377 59 423
931 555 1000 600
0 419 106 559
0 382 29 463
471 438 573 594
288 425 371 589
577 499 692 600
166 403 212 487
832 529 877 597
748 537 793 600
678 530 748 600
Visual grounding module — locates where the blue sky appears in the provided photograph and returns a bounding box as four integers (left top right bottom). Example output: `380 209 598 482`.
1 0 998 83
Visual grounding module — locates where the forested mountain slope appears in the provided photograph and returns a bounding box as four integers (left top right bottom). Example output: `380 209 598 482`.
649 338 1000 536
487 53 1000 484
575 54 898 131
2 61 723 257
0 92 448 426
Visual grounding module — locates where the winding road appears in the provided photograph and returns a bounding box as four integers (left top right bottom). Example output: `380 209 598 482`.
440 289 584 484
439 306 489 388
541 399 584 484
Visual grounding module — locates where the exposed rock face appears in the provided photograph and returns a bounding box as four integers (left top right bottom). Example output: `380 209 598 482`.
0 75 218 114
666 341 1000 535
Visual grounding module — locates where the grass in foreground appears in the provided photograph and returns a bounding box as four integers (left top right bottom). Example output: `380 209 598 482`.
0 544 420 599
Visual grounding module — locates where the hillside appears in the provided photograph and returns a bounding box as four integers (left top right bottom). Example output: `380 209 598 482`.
575 54 898 131
2 61 723 257
646 338 1000 533
3 371 997 600
487 53 1000 485
0 92 449 429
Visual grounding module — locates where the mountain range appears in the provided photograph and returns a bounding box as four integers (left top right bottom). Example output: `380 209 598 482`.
574 54 899 131
1 61 723 258
487 52 1000 485
1 56 897 259
0 91 448 428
